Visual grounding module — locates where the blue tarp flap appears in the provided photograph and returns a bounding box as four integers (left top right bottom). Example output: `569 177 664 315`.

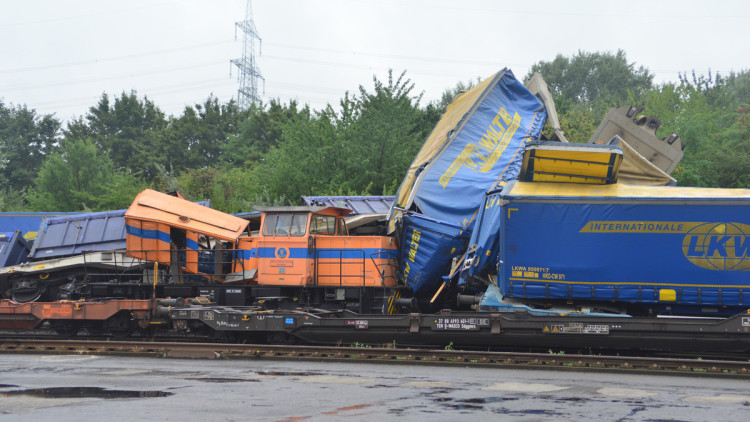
400 213 471 296
0 230 31 267
0 212 76 236
458 191 504 287
412 70 546 228
30 210 128 259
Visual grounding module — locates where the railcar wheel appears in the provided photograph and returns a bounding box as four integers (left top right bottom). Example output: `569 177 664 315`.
51 321 79 337
10 279 42 303
267 332 296 345
105 313 135 338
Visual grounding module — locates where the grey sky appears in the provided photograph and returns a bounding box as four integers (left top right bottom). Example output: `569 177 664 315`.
1 0 748 122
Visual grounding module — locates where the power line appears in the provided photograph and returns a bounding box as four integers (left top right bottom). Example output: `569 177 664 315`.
0 61 225 93
0 40 234 75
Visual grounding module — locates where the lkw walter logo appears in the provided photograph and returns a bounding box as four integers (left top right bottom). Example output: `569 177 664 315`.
580 220 750 272
682 222 750 271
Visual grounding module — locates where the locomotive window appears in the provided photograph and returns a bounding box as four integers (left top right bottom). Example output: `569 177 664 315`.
337 218 348 236
262 213 278 236
262 213 307 236
290 213 307 236
310 215 336 235
275 213 292 236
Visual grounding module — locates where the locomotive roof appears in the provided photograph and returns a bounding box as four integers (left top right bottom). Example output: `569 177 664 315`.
126 189 249 241
254 206 352 216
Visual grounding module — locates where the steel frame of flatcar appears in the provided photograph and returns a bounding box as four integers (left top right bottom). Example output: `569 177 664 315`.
1 298 749 353
0 299 152 331
167 306 750 354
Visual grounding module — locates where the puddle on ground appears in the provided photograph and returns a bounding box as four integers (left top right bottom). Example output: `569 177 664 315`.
445 403 484 410
1 387 173 399
482 382 569 393
556 396 588 402
497 408 564 416
435 396 514 410
682 394 750 404
296 375 376 384
597 387 656 398
254 371 323 377
321 403 374 415
184 377 260 383
456 397 507 404
366 384 398 389
401 381 452 388
419 388 456 395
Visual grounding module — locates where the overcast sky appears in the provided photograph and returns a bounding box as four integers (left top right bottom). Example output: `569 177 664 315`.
2 0 749 122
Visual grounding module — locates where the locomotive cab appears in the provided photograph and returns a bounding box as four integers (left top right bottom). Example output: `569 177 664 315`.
244 206 398 288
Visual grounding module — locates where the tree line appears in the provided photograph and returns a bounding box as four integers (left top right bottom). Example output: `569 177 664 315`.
1 50 749 213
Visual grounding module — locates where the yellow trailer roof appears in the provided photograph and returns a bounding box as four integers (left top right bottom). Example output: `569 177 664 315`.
125 189 249 241
520 142 623 185
506 181 750 200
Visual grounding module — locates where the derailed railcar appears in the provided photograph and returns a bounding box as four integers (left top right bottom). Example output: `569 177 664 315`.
493 181 750 316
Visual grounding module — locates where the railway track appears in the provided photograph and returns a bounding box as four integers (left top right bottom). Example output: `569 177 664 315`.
1 338 749 378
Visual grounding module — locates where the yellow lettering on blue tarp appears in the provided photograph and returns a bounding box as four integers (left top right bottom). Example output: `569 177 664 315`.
438 107 522 188
485 196 501 209
403 229 422 280
580 221 697 233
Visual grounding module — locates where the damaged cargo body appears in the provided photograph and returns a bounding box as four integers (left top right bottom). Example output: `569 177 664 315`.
387 68 547 297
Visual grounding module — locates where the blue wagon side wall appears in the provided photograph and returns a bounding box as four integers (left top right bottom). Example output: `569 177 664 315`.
498 182 750 315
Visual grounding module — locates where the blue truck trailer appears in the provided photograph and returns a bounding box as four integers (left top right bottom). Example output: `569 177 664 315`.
494 181 750 316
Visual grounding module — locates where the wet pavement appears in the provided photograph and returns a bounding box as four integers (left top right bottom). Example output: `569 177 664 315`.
0 354 749 421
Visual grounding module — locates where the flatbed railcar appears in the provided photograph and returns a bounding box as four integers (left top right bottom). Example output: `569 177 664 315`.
2 298 749 354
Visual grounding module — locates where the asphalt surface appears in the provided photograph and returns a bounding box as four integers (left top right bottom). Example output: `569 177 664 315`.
1 354 749 421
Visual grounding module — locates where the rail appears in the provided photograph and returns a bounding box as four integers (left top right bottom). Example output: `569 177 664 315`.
1 339 749 378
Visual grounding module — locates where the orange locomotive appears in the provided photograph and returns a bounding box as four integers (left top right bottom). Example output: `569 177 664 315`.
125 190 403 313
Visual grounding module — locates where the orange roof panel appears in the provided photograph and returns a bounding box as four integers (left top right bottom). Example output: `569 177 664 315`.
125 189 249 241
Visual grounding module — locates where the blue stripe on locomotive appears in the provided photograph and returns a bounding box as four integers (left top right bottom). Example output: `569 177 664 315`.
498 200 750 311
238 247 394 260
125 225 171 244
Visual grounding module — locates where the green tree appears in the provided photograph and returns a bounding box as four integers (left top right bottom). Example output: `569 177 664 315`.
0 102 61 191
222 99 311 167
525 51 654 143
253 70 432 202
176 166 274 213
27 139 145 211
0 143 26 211
259 109 342 199
341 70 429 194
66 92 167 180
527 49 653 106
165 96 246 171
